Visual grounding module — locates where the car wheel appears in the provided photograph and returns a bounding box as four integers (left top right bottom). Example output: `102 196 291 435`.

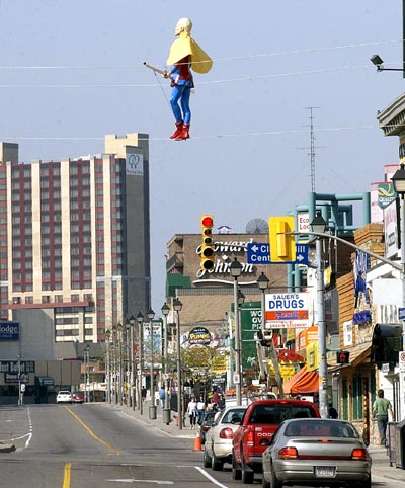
232 452 242 480
241 457 254 484
262 478 271 488
203 449 212 468
211 450 223 471
270 466 282 488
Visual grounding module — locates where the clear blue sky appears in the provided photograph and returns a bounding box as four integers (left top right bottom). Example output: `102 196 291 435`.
0 1 403 309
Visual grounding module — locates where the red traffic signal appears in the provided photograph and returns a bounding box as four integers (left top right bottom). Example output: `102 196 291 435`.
336 351 350 364
201 216 214 228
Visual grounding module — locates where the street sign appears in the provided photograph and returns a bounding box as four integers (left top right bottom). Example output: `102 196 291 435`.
399 351 405 373
247 243 309 265
233 373 240 384
247 243 271 264
399 308 405 321
382 362 390 374
296 244 309 265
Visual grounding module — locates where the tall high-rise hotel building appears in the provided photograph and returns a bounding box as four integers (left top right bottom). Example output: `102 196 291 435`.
0 134 151 344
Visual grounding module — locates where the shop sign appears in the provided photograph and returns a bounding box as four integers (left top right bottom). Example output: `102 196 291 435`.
400 351 405 373
126 153 144 176
343 321 353 347
4 373 28 384
188 327 212 346
211 356 227 374
0 322 19 341
378 183 396 209
265 293 311 328
384 199 400 258
306 342 319 372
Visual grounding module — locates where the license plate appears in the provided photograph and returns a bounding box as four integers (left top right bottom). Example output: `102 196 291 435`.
314 467 336 478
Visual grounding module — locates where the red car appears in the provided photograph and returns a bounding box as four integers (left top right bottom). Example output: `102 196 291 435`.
71 392 85 404
232 399 320 484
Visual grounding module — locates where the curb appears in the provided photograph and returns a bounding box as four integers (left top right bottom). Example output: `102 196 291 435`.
0 443 15 453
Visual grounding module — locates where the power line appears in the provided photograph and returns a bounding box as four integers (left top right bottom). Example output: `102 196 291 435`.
0 124 398 144
0 63 377 89
0 38 399 71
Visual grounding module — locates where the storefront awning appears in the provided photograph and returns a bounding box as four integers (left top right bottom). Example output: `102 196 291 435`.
283 366 319 394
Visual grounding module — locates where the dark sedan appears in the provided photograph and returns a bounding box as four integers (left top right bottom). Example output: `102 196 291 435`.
199 411 218 444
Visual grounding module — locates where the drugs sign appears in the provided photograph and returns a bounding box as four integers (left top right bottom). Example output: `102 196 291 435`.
265 293 311 329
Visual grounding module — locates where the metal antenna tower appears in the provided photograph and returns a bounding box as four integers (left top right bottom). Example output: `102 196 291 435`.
306 106 319 193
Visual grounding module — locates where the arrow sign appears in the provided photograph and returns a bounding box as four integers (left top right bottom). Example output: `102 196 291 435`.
247 243 309 265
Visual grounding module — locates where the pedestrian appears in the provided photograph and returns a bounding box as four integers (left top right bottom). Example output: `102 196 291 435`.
186 397 197 428
196 396 206 424
373 389 393 446
141 386 147 401
159 386 166 408
328 403 338 419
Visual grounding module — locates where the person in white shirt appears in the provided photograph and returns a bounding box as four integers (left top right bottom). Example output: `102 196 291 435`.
186 397 197 428
196 397 206 424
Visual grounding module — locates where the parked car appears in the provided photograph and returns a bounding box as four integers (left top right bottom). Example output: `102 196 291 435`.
262 418 371 488
199 411 218 444
232 399 320 484
71 392 85 404
204 406 246 470
56 391 72 404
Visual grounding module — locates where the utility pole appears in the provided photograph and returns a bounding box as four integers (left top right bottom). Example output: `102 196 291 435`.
306 106 320 193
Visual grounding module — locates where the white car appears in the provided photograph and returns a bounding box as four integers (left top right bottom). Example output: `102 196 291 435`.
56 391 72 404
204 406 246 471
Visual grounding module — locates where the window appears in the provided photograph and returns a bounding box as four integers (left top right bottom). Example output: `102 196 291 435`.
285 420 358 438
55 295 64 303
249 405 317 424
352 377 363 420
42 296 51 304
24 296 33 304
71 294 80 303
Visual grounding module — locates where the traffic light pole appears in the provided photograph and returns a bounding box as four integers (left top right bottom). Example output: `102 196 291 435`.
315 237 328 419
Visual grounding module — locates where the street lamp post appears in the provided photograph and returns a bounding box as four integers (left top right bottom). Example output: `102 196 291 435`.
105 330 111 404
257 272 283 395
112 326 117 404
147 309 156 419
392 163 405 420
161 302 171 424
136 312 145 415
84 345 90 403
310 210 328 419
129 315 136 410
173 298 183 430
125 320 132 408
117 323 123 405
230 257 243 405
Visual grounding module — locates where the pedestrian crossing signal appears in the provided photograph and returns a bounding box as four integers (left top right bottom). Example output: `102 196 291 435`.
336 350 350 364
268 216 296 262
200 215 215 270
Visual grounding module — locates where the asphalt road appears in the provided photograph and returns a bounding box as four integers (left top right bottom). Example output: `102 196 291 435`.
0 403 402 488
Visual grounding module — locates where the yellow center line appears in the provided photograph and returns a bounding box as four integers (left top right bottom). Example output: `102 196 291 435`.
62 463 71 488
64 406 120 455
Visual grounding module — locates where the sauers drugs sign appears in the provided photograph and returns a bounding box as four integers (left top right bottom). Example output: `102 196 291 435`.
265 293 310 329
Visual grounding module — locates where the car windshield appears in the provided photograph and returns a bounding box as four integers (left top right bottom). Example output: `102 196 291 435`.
59 391 71 395
222 408 245 424
285 420 358 438
250 405 315 424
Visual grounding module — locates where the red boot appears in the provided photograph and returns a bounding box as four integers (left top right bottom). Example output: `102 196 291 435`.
170 122 183 140
175 124 190 141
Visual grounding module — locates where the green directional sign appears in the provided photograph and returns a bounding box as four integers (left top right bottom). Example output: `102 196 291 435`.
240 302 262 373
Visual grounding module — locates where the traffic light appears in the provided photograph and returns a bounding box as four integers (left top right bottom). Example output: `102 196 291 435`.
268 216 296 262
257 329 273 347
200 215 215 271
336 350 350 364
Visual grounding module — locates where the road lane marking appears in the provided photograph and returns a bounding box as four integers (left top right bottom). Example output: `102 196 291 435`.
106 481 173 485
64 406 120 455
62 463 71 488
194 467 230 488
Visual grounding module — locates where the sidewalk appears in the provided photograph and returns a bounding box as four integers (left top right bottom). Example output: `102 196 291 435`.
106 401 196 440
370 446 405 482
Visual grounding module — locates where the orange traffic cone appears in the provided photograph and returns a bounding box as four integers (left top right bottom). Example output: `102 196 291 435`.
193 432 202 452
